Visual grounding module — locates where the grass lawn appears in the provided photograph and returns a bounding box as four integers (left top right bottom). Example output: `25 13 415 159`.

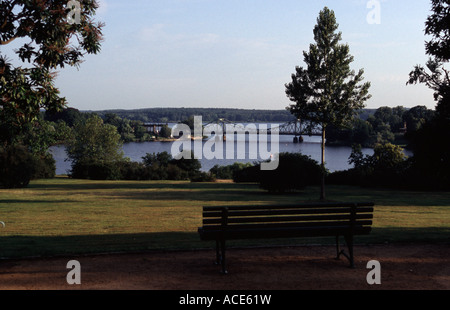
0 177 449 259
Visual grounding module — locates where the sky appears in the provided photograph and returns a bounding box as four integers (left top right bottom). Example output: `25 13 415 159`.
4 0 439 111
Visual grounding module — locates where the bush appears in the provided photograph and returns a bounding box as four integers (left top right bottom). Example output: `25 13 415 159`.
190 171 216 182
240 153 322 193
0 145 37 188
69 151 205 182
70 161 122 180
171 155 202 179
210 162 254 179
233 164 260 183
0 145 56 187
328 143 412 188
142 151 202 180
117 161 149 180
166 164 187 180
33 153 56 179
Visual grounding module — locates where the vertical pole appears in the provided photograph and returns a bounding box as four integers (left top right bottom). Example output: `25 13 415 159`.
220 207 228 274
220 239 227 274
215 240 221 265
345 234 355 268
347 204 357 268
335 235 341 260
320 127 326 200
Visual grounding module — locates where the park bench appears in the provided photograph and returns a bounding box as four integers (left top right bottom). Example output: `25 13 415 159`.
198 202 374 274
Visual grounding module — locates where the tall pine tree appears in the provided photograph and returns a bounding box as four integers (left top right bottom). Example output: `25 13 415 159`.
285 7 371 200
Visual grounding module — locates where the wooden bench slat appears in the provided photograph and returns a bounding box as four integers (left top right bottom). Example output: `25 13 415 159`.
203 207 373 218
203 202 374 212
199 226 372 241
200 220 373 231
203 213 373 225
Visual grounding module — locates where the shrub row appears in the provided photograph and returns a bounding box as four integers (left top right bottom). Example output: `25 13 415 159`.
0 145 55 188
69 151 215 182
327 143 450 190
232 153 322 193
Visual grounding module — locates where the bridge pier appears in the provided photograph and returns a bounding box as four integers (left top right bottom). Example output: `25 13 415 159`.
293 136 303 143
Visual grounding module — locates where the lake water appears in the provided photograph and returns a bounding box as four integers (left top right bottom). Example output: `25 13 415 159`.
49 135 378 175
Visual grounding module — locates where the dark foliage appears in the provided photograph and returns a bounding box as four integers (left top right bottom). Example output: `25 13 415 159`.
0 144 56 188
233 153 321 193
69 151 204 182
32 153 56 180
210 162 254 179
0 145 36 188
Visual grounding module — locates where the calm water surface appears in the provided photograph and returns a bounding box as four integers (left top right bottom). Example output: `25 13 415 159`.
50 135 379 175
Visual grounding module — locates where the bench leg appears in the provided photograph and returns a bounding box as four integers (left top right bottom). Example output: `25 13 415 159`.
335 235 341 260
215 240 221 265
335 235 355 268
214 239 228 274
220 239 228 274
345 235 355 268
344 234 355 268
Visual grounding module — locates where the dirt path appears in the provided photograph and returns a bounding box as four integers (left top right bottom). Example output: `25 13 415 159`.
0 244 448 290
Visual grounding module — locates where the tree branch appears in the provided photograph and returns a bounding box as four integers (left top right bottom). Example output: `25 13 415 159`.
0 36 18 45
0 0 21 30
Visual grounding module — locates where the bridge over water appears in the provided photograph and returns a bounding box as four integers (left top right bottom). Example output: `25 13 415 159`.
203 119 322 143
143 119 322 143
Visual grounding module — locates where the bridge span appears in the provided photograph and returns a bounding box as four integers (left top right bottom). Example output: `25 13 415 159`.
143 118 322 143
203 119 322 143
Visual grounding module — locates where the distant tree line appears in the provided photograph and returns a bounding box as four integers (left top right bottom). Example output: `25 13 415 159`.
44 108 172 143
45 105 436 149
93 107 297 123
326 105 435 148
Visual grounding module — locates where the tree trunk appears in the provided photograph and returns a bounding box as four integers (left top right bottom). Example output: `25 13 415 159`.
320 127 326 200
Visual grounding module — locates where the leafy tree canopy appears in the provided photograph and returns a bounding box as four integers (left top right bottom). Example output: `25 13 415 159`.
0 0 104 145
66 114 123 166
285 7 371 130
407 0 449 118
425 0 450 62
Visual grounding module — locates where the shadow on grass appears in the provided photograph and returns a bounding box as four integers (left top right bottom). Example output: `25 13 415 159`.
28 179 312 203
0 199 81 205
27 179 450 206
0 232 202 259
95 189 303 203
1 227 448 260
324 185 450 207
28 178 256 191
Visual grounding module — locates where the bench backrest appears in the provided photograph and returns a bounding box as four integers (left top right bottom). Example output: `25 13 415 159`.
201 202 374 237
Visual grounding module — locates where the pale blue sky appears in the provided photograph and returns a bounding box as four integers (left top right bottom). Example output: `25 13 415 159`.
16 0 441 111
